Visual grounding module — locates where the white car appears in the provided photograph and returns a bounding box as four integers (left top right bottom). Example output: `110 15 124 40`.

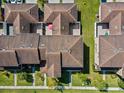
10 0 16 3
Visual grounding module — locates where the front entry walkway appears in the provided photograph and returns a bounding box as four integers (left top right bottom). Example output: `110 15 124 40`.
14 70 17 86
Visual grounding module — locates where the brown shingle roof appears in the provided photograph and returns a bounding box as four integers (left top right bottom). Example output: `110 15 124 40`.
44 4 77 23
16 48 40 64
100 3 124 35
0 34 83 77
5 4 39 34
46 52 61 77
13 14 30 34
99 35 124 67
44 4 77 35
5 4 38 23
13 33 39 49
39 35 83 68
0 34 40 65
0 36 15 49
0 50 18 67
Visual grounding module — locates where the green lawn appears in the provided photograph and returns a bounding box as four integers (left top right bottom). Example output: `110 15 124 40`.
0 71 14 86
0 90 124 93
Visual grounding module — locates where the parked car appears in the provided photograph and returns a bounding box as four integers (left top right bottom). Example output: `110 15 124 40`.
10 0 16 3
17 0 23 4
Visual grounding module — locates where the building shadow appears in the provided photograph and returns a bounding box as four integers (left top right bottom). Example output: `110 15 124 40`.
78 11 81 22
38 9 44 22
58 70 70 84
78 11 83 35
83 43 90 74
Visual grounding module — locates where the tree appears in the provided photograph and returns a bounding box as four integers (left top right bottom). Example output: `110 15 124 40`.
26 73 33 82
18 72 27 80
36 72 44 81
2 0 6 5
118 78 124 89
2 71 10 78
37 0 44 10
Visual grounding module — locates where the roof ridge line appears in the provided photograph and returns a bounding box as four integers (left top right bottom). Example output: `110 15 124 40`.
68 52 82 67
24 12 38 23
100 36 117 49
69 36 81 49
67 4 75 12
25 4 36 12
67 4 77 21
100 52 119 67
5 4 11 21
44 4 53 22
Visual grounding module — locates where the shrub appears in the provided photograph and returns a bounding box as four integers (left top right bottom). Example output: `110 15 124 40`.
18 72 27 80
26 73 33 82
111 74 117 79
18 72 33 82
84 77 91 86
118 78 124 89
36 72 44 81
94 78 108 91
37 0 44 10
2 71 10 78
78 74 91 86
47 78 58 87
2 0 6 5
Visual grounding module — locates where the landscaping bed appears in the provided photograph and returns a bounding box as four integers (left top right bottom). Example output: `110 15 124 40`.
72 73 83 86
17 68 33 86
35 71 44 86
0 71 14 86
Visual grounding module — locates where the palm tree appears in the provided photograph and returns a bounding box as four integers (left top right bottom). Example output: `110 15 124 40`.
37 0 44 10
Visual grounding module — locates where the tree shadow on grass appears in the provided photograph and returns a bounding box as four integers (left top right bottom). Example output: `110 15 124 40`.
83 43 90 74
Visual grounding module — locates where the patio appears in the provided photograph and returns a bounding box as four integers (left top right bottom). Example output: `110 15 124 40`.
69 22 81 35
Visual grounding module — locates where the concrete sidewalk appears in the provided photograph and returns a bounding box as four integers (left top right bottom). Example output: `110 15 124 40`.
0 86 123 91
